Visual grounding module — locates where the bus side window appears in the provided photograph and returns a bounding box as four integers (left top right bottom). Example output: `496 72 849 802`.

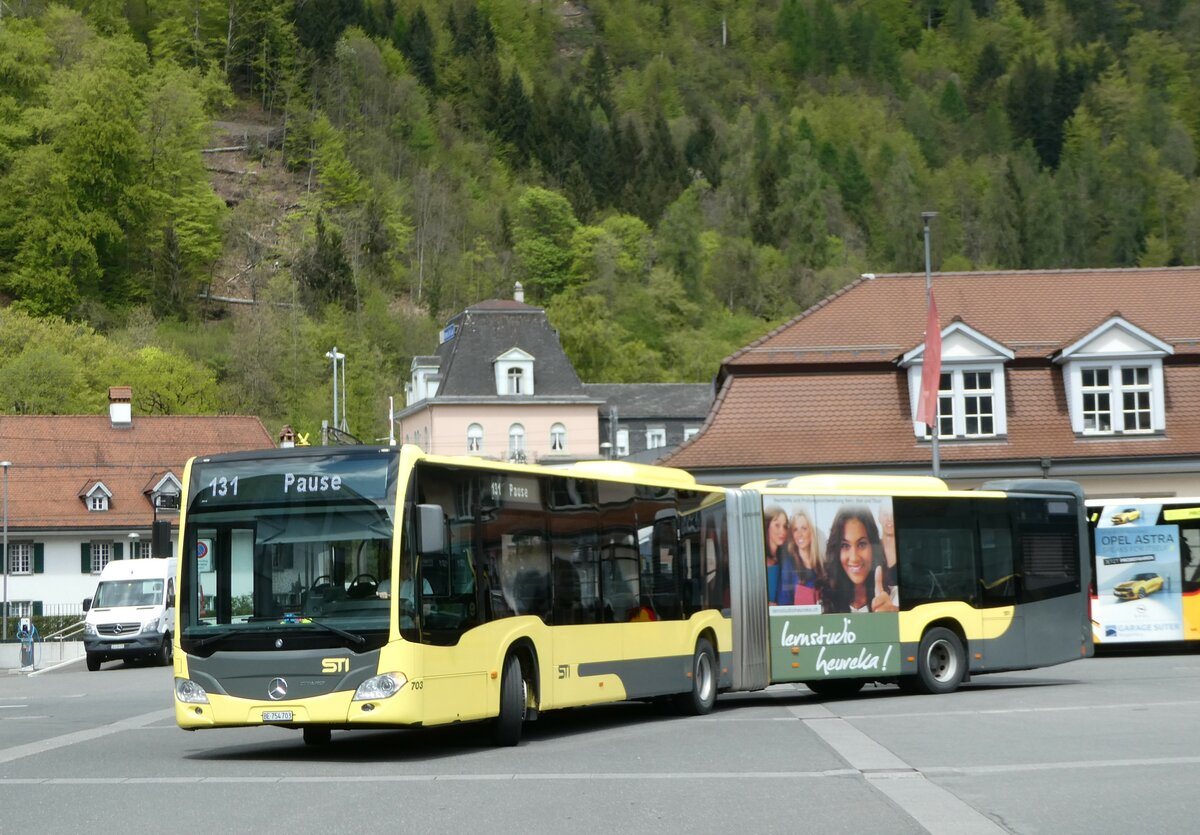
1181 526 1200 591
979 504 1016 606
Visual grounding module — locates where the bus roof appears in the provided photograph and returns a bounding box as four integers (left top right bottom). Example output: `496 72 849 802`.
405 446 718 491
747 474 951 495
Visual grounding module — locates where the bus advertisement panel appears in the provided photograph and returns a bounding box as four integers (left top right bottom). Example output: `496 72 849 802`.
1089 499 1200 645
766 495 901 682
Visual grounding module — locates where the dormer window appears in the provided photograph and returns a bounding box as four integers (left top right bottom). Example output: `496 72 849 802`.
83 482 113 513
901 322 1012 440
148 472 182 512
1057 316 1171 436
407 356 442 406
494 348 535 396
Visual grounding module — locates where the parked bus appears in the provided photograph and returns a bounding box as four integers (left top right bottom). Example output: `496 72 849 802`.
1087 497 1200 646
172 446 1091 745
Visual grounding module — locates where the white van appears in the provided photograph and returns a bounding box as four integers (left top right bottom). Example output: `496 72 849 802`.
82 558 176 671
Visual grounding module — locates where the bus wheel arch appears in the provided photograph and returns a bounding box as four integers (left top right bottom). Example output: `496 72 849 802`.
907 622 967 695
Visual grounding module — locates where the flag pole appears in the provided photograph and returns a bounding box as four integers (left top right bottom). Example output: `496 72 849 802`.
922 211 940 478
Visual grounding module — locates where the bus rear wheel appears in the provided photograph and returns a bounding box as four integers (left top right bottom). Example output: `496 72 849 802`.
494 652 528 747
675 638 717 716
913 627 966 694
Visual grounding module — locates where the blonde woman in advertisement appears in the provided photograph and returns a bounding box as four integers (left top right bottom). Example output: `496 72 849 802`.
819 506 898 614
783 508 822 605
764 505 789 605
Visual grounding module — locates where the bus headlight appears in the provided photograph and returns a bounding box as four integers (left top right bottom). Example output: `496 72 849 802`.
142 616 160 633
353 673 408 701
175 677 210 704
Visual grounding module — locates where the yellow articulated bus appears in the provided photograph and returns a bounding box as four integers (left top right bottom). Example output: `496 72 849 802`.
172 446 1091 746
1087 497 1200 646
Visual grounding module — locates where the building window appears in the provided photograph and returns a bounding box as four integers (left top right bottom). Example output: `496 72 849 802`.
616 429 629 457
8 601 33 618
1079 364 1154 435
508 423 526 461
8 542 31 575
646 427 667 450
550 423 566 452
927 369 998 439
507 367 524 394
91 541 112 574
134 540 153 559
1081 368 1112 433
962 371 995 436
89 494 108 512
683 427 700 441
1121 366 1152 432
467 423 484 453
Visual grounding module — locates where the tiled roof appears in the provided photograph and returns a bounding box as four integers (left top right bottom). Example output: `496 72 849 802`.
583 383 713 419
665 267 1200 474
726 267 1200 369
667 365 1200 470
432 303 593 399
0 415 274 529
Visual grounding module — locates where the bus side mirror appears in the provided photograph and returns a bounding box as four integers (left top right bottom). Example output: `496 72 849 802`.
82 598 92 612
416 504 446 555
166 593 175 608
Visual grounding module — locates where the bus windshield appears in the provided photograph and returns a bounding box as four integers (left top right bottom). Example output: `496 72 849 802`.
179 450 397 652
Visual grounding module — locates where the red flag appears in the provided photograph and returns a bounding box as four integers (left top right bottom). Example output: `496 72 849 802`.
916 292 942 428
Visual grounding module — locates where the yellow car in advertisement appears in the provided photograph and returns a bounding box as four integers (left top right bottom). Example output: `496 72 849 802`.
1113 572 1164 599
1110 508 1142 525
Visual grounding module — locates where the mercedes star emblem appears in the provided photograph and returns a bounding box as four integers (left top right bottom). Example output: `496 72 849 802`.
267 678 288 700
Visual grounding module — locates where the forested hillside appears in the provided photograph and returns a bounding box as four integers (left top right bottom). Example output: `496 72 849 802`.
2 0 1199 443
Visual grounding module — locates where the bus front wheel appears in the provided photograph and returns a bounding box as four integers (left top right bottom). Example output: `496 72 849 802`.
494 652 527 747
913 627 966 695
675 638 717 716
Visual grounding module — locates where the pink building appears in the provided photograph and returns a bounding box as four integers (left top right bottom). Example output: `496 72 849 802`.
396 285 604 463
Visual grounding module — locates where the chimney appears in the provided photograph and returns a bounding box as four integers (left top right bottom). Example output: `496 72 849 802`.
108 386 132 428
514 281 524 303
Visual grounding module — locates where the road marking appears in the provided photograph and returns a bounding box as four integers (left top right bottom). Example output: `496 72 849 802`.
1 754 1199 786
795 707 1004 834
0 708 173 765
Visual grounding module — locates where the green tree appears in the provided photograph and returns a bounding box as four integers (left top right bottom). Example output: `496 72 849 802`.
118 346 221 414
512 187 580 301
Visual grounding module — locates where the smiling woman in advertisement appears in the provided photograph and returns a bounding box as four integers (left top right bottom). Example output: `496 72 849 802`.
819 505 898 614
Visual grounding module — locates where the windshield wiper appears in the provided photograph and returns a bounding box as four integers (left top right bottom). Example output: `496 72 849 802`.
304 618 367 647
192 630 238 651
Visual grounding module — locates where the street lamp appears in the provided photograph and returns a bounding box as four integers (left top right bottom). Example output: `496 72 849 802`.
2 461 10 643
921 212 940 478
325 347 345 434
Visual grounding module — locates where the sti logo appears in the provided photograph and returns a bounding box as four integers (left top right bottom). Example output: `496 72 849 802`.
321 658 350 674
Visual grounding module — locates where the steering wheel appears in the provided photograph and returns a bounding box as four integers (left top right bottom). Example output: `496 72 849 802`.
347 573 379 598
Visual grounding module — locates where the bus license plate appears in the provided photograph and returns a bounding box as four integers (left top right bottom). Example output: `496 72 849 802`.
262 711 293 722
